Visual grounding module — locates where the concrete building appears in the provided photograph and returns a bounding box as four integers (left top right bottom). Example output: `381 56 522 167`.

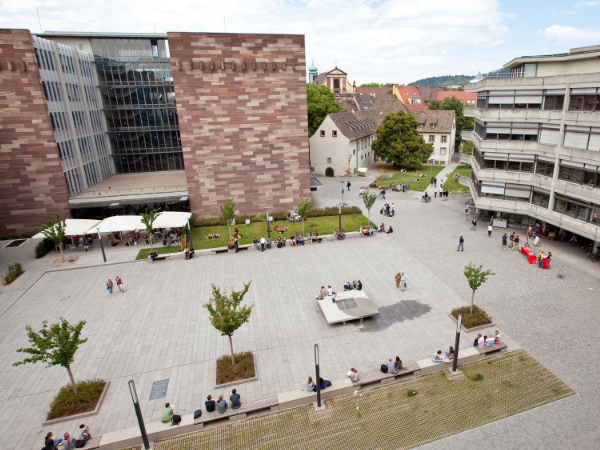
414 110 456 165
463 44 600 243
0 29 310 233
309 99 408 176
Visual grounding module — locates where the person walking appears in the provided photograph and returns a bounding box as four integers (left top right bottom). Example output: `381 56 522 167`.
457 236 464 252
106 279 114 295
402 183 405 192
347 181 351 191
470 217 477 231
512 234 520 251
434 188 437 198
502 233 507 250
391 202 395 216
395 272 401 289
400 272 406 291
508 231 516 249
465 203 470 220
116 276 125 293
487 224 493 238
382 188 386 200
439 186 443 199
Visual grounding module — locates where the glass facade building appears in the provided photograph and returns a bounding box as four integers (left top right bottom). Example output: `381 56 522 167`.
90 38 183 173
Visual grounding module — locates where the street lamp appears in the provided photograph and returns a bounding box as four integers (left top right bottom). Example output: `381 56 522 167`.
128 380 150 449
314 343 321 408
187 218 194 251
452 314 462 373
97 227 107 263
266 210 271 239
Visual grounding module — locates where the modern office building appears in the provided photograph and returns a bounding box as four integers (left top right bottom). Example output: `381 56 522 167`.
0 29 310 233
463 45 600 244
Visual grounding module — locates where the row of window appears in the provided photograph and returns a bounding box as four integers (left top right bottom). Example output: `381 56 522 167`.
96 62 173 85
41 81 62 101
428 135 447 143
79 58 93 77
90 38 169 62
114 153 184 174
100 86 176 108
34 47 56 71
475 88 600 112
105 108 179 131
109 131 181 151
65 83 82 102
59 53 77 74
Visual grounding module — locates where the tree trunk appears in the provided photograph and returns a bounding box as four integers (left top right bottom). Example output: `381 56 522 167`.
228 224 232 240
66 365 78 396
368 209 371 225
302 218 305 235
470 290 475 315
59 244 66 262
228 335 235 366
149 233 154 250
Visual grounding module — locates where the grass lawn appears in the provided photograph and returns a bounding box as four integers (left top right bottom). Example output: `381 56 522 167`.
442 165 472 194
154 350 573 450
375 165 446 192
134 214 372 258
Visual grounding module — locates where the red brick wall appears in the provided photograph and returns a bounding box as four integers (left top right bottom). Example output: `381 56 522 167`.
0 29 69 235
168 32 310 218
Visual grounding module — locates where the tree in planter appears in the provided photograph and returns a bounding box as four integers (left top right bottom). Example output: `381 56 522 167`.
204 282 253 366
140 207 161 250
39 214 67 262
464 263 495 314
297 196 313 235
362 190 378 224
371 111 433 169
13 318 87 396
220 199 236 239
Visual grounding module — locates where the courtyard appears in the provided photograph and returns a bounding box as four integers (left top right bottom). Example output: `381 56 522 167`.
0 168 599 450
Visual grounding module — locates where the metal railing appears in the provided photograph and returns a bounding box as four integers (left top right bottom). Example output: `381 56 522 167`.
73 185 188 198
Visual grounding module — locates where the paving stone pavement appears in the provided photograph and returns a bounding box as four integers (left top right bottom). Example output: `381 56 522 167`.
1 165 599 450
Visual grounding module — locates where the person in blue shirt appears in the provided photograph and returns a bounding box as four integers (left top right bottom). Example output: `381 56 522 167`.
230 389 242 409
319 377 331 390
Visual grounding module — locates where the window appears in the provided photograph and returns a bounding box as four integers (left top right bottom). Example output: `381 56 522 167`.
532 191 550 208
151 39 159 58
429 135 435 142
544 95 564 110
332 130 337 137
560 165 584 183
430 124 436 129
320 130 325 137
535 161 554 177
440 148 446 155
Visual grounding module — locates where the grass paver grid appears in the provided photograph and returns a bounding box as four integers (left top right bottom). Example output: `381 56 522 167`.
154 350 573 450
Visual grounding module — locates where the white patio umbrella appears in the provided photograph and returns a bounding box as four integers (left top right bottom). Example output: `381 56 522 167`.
88 215 143 234
32 219 101 239
152 212 192 229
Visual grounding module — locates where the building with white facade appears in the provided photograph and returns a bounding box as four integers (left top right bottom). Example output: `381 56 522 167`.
414 110 456 165
464 44 600 243
309 99 408 177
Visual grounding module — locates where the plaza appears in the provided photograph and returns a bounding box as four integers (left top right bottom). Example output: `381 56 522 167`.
1 168 599 450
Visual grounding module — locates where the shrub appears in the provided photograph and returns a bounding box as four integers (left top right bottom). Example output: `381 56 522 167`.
35 238 55 259
47 379 106 420
3 262 23 284
451 305 492 329
0 232 35 241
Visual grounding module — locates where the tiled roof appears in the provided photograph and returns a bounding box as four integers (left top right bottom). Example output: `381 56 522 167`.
414 85 443 101
339 99 359 112
395 85 421 100
413 110 455 133
355 87 392 97
328 99 408 140
404 103 429 113
435 90 476 103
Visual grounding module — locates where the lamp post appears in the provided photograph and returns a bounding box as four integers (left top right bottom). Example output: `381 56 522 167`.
338 203 342 234
128 380 150 449
187 219 194 251
97 227 106 263
266 210 271 239
452 314 462 373
314 343 321 408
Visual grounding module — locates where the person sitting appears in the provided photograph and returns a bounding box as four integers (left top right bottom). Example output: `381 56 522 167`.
277 236 284 249
355 280 362 290
78 424 90 441
339 229 345 237
306 377 316 392
205 395 216 412
478 334 486 349
485 335 496 347
386 357 398 374
214 233 220 239
348 368 360 382
319 377 331 390
297 234 304 245
234 227 239 237
149 251 158 259
432 350 447 363
317 286 327 300
162 402 174 423
230 389 242 409
394 356 403 372
253 237 260 250
493 330 501 344
307 232 312 238
411 178 416 183
266 236 272 249
473 334 482 347
62 433 76 450
217 395 228 414
290 235 297 246
184 246 190 259
44 432 63 448
331 292 338 303
273 224 279 231
386 226 394 234
445 346 455 360
206 233 213 240
283 225 289 233
378 223 385 233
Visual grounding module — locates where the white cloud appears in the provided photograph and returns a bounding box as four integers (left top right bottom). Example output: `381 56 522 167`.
552 10 575 16
542 24 600 44
575 1 599 6
0 0 513 84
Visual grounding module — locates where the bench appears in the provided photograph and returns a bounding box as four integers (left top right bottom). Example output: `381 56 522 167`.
194 396 279 426
211 247 229 254
148 254 171 261
236 244 252 252
82 436 102 449
476 342 507 357
352 362 420 388
311 237 323 243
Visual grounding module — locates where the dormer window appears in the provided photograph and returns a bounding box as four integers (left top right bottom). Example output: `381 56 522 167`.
430 124 436 128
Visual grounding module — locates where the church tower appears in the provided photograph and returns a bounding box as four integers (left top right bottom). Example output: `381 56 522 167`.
309 61 318 83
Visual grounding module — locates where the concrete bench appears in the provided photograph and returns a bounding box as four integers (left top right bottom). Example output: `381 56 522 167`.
211 247 229 254
277 379 354 410
236 244 252 252
352 362 420 388
82 435 101 448
148 254 171 261
476 342 507 357
194 395 279 426
311 236 323 243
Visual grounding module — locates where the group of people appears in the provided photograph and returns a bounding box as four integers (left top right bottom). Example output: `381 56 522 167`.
382 203 394 217
316 282 362 302
432 347 455 363
43 424 90 449
394 272 407 290
473 330 501 348
378 188 387 199
252 236 270 251
382 356 404 373
105 276 125 295
377 223 393 233
205 233 221 240
306 376 332 391
334 229 345 239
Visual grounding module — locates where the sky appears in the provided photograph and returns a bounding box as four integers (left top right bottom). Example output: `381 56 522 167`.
1 0 600 85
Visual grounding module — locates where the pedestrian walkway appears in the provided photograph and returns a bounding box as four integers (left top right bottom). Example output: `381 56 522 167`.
424 162 460 199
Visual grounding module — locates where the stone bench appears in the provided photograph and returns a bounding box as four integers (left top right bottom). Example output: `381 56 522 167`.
352 362 420 388
82 435 101 448
277 379 355 410
148 254 171 261
236 244 252 252
417 347 483 375
476 342 507 357
210 247 230 254
194 395 279 426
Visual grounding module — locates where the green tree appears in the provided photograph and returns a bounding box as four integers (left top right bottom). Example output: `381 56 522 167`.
429 96 474 149
428 99 442 110
39 214 67 262
13 318 87 396
297 197 312 235
359 82 395 87
464 264 495 314
220 199 236 239
307 84 345 137
371 111 433 169
140 207 161 250
362 190 378 224
460 140 473 155
204 282 253 366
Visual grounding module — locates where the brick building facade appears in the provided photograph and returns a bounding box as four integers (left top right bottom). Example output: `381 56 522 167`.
168 32 310 218
0 29 69 234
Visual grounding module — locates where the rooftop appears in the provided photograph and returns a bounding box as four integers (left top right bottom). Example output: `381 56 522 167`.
413 109 455 133
37 31 169 38
503 44 600 69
